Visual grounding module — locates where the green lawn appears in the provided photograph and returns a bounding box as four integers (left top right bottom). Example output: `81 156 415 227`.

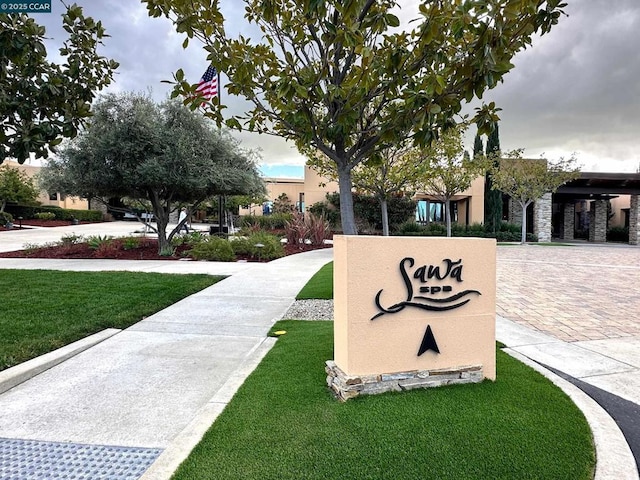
172 320 595 480
296 261 333 299
171 261 595 480
0 269 222 371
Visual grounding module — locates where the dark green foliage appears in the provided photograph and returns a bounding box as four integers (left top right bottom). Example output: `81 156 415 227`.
171 320 594 480
0 6 118 164
0 211 14 225
473 134 484 158
6 204 103 221
39 93 265 254
311 192 416 233
394 221 538 242
231 232 285 261
187 236 236 261
607 226 629 243
308 200 340 228
238 213 293 230
0 270 221 370
484 124 503 233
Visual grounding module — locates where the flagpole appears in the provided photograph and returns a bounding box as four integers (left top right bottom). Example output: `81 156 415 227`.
216 67 225 235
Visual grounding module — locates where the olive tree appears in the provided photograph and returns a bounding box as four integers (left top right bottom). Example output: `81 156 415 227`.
40 93 265 254
144 0 567 234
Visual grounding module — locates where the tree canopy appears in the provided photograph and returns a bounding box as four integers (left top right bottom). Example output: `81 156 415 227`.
0 4 119 164
309 142 421 236
413 126 488 236
490 152 580 243
144 0 567 234
0 164 38 213
40 93 265 254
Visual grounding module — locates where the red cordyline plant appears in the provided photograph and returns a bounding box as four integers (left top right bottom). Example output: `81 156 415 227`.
305 213 331 246
284 211 309 247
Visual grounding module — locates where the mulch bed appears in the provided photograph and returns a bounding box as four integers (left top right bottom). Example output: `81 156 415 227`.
0 219 98 231
0 238 332 262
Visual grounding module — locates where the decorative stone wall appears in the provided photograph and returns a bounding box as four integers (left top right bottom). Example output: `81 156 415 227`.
534 193 552 242
508 199 523 225
325 360 483 402
562 203 575 240
589 200 607 243
630 195 640 245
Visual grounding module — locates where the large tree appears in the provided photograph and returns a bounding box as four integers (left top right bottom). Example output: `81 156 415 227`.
490 152 580 244
40 93 265 254
414 126 488 237
308 142 420 236
0 4 119 164
144 0 567 235
0 164 38 213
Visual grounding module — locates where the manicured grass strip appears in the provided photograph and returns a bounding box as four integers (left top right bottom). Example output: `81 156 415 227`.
296 261 333 299
172 320 595 480
0 270 222 371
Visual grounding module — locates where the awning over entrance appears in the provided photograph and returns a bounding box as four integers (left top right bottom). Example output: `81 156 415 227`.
556 172 640 197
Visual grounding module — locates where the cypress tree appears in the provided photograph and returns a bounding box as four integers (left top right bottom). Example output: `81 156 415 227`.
484 124 503 233
473 134 484 159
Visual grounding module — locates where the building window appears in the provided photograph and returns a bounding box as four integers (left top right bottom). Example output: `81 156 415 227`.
49 192 58 201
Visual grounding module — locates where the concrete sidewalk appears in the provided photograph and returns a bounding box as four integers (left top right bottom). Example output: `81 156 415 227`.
0 248 334 480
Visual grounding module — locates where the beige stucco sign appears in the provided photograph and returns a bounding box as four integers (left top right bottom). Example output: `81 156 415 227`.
328 235 496 399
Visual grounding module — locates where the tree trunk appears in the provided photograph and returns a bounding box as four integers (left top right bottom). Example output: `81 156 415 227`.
337 163 358 235
520 200 529 244
150 196 174 256
380 197 389 236
445 198 452 237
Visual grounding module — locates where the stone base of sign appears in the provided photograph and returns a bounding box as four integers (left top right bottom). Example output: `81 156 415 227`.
325 360 483 402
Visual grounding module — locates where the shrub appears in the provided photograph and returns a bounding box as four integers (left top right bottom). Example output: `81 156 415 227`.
34 212 56 220
187 237 236 261
306 214 331 246
171 231 207 247
314 192 416 233
231 232 285 261
0 212 14 225
308 199 340 228
284 211 309 246
59 233 84 246
607 226 629 243
120 237 142 250
238 213 292 230
87 235 113 250
396 221 425 235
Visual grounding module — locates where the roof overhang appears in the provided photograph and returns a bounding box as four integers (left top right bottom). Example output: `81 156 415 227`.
555 172 640 198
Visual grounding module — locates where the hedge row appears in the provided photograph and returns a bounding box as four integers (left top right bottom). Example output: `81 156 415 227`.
6 205 103 222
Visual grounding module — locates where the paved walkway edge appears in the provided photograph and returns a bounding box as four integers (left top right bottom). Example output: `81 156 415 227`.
139 337 278 480
0 328 121 395
505 349 639 480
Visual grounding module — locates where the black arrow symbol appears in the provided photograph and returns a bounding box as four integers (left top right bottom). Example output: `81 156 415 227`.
418 325 440 356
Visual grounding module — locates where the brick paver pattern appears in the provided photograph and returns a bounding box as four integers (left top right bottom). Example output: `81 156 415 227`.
497 245 640 342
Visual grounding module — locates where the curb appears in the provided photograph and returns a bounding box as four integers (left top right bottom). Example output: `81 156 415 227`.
0 328 121 395
504 349 639 480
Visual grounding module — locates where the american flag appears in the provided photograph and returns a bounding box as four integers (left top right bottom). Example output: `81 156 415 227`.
195 65 218 100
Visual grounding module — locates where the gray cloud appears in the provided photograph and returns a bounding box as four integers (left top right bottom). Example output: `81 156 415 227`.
32 1 640 172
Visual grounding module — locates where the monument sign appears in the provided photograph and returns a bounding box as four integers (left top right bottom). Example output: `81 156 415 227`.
326 235 496 400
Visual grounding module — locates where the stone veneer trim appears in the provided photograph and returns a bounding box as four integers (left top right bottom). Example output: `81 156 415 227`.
325 360 484 401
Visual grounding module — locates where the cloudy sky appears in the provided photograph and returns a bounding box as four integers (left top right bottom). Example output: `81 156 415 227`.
33 0 640 175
